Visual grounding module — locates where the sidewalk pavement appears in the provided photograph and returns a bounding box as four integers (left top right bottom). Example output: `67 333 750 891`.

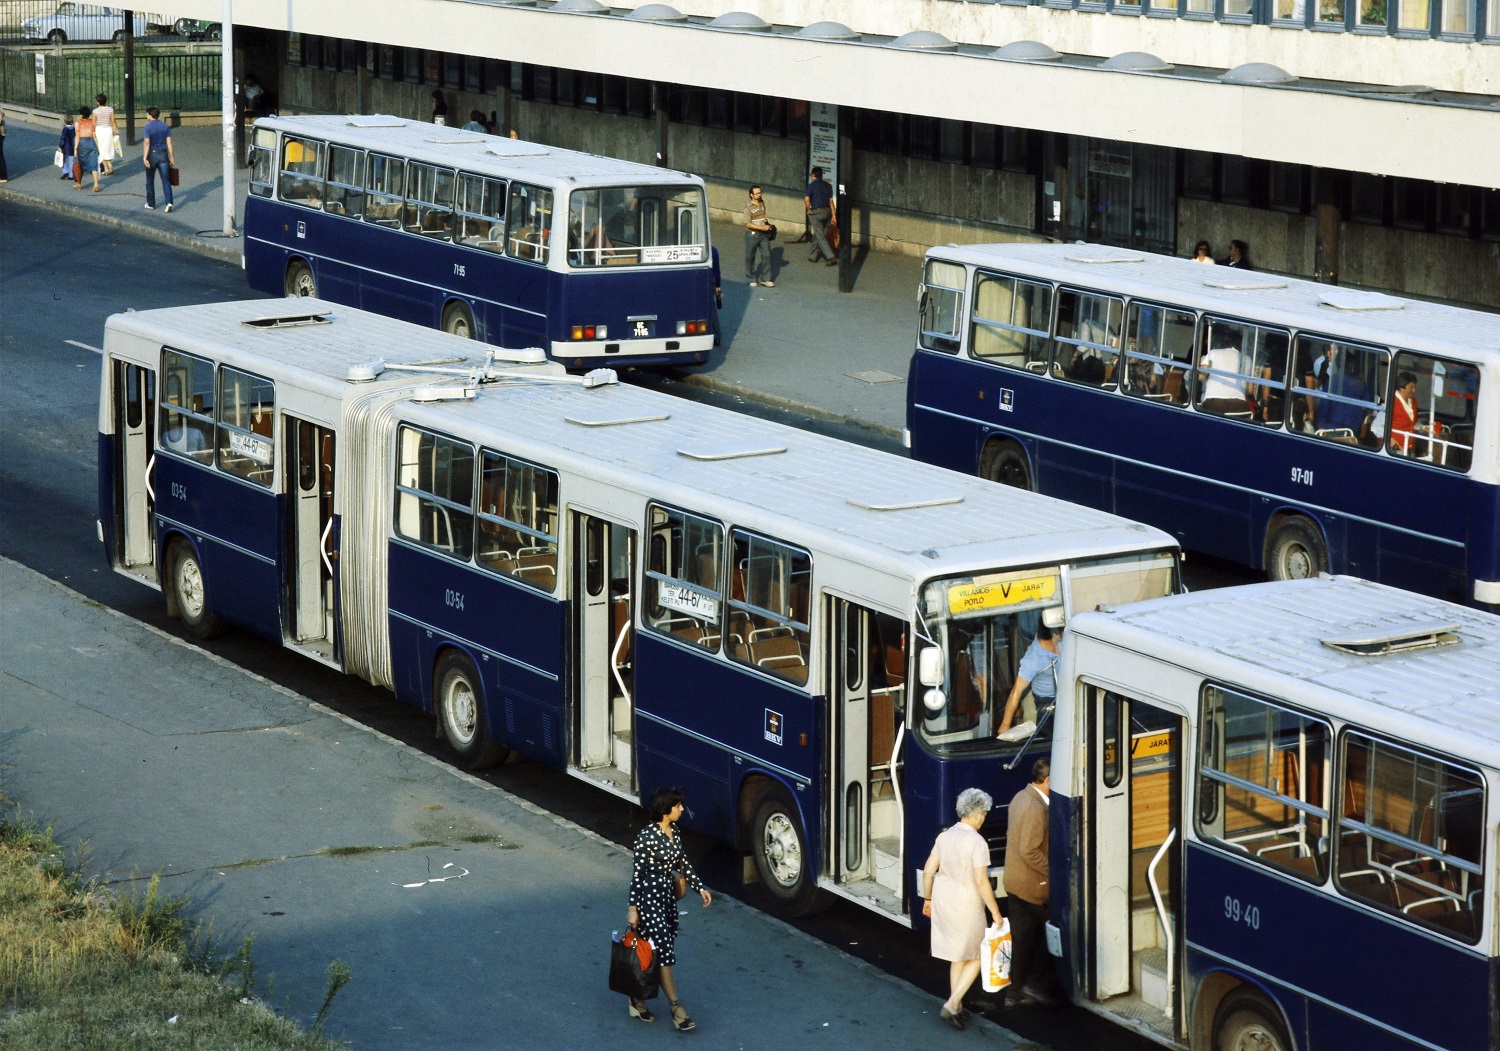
0 115 921 437
0 557 1033 1049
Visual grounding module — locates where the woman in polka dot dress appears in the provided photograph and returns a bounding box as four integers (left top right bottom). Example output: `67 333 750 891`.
627 786 712 1032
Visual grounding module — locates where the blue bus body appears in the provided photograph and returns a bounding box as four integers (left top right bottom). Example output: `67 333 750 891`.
244 115 716 370
1053 578 1500 1051
907 243 1500 610
98 299 1180 926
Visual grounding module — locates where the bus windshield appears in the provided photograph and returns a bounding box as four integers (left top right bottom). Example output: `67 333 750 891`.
567 185 707 267
918 551 1176 748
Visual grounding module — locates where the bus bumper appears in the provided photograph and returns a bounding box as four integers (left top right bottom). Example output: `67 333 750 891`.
1475 579 1500 605
553 335 712 368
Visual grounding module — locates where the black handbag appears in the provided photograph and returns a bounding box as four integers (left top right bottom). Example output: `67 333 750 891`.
766 223 777 241
609 928 660 1000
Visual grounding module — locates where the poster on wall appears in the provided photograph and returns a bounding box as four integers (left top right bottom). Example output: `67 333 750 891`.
808 102 839 194
34 53 44 94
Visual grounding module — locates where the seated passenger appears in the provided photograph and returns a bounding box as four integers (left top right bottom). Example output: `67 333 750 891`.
1320 359 1373 438
1197 330 1250 416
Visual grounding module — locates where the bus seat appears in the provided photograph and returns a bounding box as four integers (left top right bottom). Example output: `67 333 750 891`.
752 633 804 670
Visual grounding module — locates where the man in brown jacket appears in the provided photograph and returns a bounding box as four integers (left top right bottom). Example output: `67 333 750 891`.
1002 756 1054 1007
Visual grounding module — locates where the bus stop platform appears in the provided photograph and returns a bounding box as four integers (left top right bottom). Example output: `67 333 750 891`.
0 557 1036 1049
0 114 920 438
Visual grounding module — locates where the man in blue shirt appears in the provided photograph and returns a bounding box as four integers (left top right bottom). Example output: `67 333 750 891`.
803 167 837 266
997 622 1061 735
1320 357 1373 436
141 106 175 213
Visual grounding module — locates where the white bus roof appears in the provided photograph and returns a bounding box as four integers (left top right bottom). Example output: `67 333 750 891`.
928 242 1500 364
1069 575 1500 769
253 113 705 187
103 299 1177 586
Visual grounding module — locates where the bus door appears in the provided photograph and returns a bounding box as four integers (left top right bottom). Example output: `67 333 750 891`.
828 597 909 912
112 359 156 580
572 511 637 794
284 416 338 664
1086 686 1185 1041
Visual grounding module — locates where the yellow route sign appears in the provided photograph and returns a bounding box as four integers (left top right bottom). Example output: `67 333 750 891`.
947 574 1057 616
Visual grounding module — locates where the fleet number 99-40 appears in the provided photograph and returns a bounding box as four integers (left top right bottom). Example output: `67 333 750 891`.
1225 895 1261 930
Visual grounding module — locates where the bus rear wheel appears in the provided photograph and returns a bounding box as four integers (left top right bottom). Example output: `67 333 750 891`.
284 259 317 298
1266 518 1327 581
1214 995 1291 1051
168 541 228 640
983 442 1032 491
435 651 508 770
441 302 475 340
751 790 824 917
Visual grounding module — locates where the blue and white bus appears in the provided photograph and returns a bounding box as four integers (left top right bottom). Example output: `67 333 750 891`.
244 114 716 370
905 242 1500 610
1048 575 1498 1050
97 298 1179 921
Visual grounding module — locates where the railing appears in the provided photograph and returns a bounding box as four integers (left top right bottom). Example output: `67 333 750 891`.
0 44 220 113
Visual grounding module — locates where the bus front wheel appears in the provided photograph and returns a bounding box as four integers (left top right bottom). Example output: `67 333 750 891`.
284 259 317 298
435 651 508 770
983 442 1032 491
751 790 824 917
168 541 228 640
1266 518 1327 582
1214 995 1290 1051
441 301 476 340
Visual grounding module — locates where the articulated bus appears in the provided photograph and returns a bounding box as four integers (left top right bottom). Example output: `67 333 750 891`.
905 243 1500 609
97 298 1178 922
1048 575 1499 1050
244 114 716 369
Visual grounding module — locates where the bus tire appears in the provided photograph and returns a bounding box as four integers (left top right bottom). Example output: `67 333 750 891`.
1214 994 1291 1051
750 789 824 917
441 301 476 340
284 259 317 298
168 541 228 640
983 442 1032 491
1266 518 1326 582
435 651 507 770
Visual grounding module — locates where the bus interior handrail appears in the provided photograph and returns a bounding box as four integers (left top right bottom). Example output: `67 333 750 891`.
1148 826 1178 1020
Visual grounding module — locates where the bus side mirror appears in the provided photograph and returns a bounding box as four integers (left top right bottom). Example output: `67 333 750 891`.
923 687 947 713
918 646 943 687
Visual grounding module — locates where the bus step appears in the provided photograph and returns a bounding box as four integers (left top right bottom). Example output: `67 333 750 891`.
1133 947 1169 1013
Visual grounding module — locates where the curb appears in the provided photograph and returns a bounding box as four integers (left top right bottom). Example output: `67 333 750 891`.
0 186 242 265
670 370 903 443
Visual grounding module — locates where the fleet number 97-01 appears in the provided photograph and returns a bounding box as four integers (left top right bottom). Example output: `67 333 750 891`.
1290 467 1315 486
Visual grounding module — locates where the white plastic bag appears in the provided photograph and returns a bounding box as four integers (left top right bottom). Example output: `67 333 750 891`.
53 149 64 168
980 920 1012 993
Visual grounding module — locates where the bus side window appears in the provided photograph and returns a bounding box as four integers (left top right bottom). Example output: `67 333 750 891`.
506 182 552 264
1053 288 1122 389
216 366 275 487
279 136 326 209
1336 733 1485 943
919 260 965 354
325 144 365 219
363 153 405 228
1386 351 1479 472
1121 302 1194 406
970 271 1052 370
1291 336 1388 447
393 426 475 562
406 162 455 240
476 450 559 593
159 348 215 464
1195 685 1331 883
644 505 724 650
456 173 506 252
248 127 276 198
728 530 812 686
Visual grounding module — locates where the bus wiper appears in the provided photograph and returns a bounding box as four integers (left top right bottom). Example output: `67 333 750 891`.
1003 703 1055 772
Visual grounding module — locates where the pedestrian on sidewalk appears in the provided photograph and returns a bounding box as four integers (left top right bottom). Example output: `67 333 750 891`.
92 94 116 176
626 786 711 1032
922 787 1004 1031
0 109 8 183
58 113 76 181
804 167 837 266
141 107 175 213
75 106 101 192
1002 757 1059 1009
743 184 775 288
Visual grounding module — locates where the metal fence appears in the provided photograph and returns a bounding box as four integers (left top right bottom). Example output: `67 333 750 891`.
1 44 219 113
0 4 179 44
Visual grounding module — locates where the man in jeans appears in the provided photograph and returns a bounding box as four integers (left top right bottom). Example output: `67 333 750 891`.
743 185 775 288
803 167 837 266
141 107 175 213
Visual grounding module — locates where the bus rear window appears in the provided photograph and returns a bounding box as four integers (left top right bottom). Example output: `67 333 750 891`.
279 136 326 209
566 185 706 267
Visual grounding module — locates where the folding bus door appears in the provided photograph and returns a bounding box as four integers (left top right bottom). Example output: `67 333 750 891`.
112 359 157 581
284 415 338 665
1085 686 1185 1045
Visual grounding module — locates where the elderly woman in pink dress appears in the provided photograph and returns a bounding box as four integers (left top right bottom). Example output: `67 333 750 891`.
922 787 1004 1030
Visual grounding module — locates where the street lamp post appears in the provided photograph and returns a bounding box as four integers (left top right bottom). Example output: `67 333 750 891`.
220 0 235 236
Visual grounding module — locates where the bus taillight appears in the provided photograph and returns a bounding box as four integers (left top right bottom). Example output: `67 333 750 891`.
676 320 708 336
571 324 608 341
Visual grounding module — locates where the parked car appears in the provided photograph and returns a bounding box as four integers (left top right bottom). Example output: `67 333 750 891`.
23 3 148 43
172 16 219 39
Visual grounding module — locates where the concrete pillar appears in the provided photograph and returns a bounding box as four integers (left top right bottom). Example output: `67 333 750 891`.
1314 169 1342 286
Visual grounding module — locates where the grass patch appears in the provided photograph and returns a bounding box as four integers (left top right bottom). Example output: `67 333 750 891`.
0 816 350 1050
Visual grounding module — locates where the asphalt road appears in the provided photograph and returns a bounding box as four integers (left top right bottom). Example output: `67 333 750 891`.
2 198 1245 1049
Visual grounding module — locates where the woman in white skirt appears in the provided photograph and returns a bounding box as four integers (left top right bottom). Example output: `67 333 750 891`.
93 93 116 175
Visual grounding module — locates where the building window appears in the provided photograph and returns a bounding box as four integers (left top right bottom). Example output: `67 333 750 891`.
1268 163 1309 212
1441 0 1476 32
1397 0 1432 30
1181 151 1214 198
378 45 399 81
1480 188 1500 240
1358 0 1389 26
1392 177 1430 229
404 48 424 84
1348 172 1387 223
